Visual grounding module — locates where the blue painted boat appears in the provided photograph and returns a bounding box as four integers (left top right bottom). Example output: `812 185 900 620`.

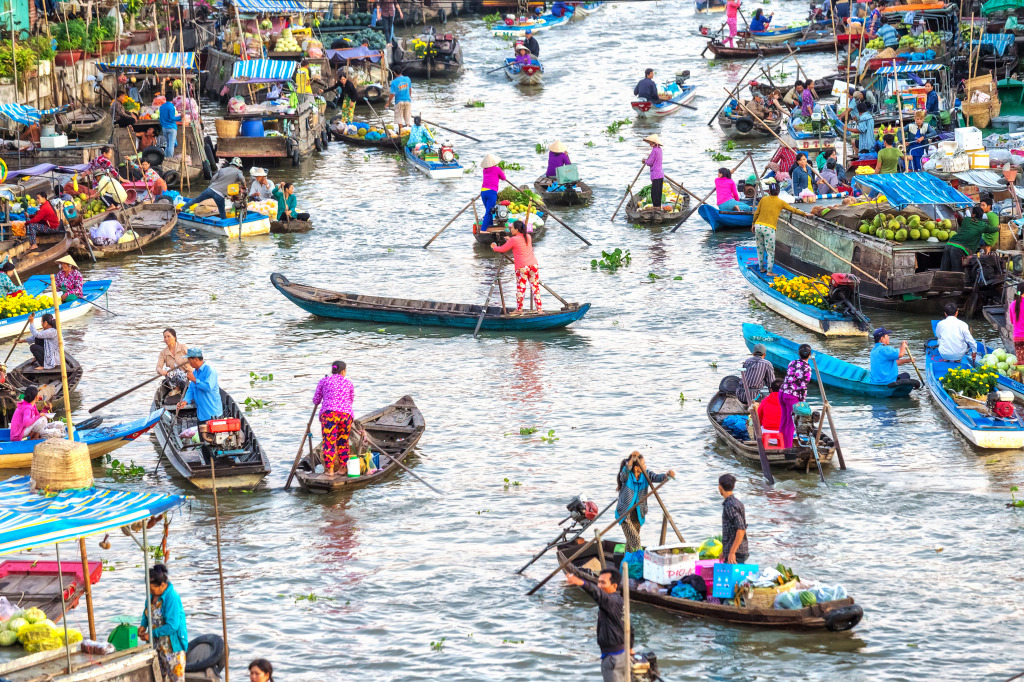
404 146 463 180
0 409 163 469
491 14 569 37
630 80 697 120
741 323 919 397
504 56 544 86
176 208 271 238
929 320 1024 401
924 339 1024 449
700 203 752 231
736 246 870 337
0 276 112 340
271 273 590 332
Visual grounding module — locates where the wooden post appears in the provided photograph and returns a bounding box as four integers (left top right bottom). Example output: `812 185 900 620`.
596 530 606 568
811 356 846 470
621 560 631 681
79 538 97 640
49 276 73 441
208 453 230 682
659 516 668 546
55 543 73 675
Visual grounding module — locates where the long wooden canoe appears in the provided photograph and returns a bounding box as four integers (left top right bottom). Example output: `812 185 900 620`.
295 395 425 494
533 175 593 206
72 202 177 259
271 273 591 332
625 194 689 224
1 235 74 278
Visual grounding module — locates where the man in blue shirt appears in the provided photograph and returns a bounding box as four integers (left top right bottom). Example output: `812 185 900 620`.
869 327 914 384
876 22 898 48
634 68 659 104
845 101 876 156
924 81 939 116
158 96 179 159
387 66 413 133
177 348 223 421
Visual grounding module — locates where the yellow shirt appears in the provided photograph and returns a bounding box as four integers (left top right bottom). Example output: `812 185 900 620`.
752 195 809 230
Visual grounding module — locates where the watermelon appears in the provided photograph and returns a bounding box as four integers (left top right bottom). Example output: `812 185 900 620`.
799 590 817 607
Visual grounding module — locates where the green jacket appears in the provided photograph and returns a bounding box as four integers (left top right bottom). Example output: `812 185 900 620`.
271 187 298 220
982 210 1000 247
950 216 998 254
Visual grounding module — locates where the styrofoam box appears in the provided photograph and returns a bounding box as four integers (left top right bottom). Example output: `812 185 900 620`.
40 135 68 149
642 543 702 585
970 152 991 169
955 126 983 151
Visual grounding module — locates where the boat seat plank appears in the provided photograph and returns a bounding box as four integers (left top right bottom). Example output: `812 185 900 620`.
367 424 417 434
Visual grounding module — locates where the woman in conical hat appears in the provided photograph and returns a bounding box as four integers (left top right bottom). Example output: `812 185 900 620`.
55 255 84 303
480 154 506 232
642 134 665 210
545 140 571 180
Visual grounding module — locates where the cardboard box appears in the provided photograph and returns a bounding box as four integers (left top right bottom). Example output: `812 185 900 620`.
642 543 702 585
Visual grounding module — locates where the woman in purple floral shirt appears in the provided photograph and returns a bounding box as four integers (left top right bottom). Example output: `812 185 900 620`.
313 360 355 475
779 343 812 447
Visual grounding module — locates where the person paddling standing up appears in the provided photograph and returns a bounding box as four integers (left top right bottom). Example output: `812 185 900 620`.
313 360 355 476
564 567 634 682
479 154 507 232
750 181 808 274
615 451 675 553
719 473 748 564
1008 288 1024 364
491 220 542 314
387 66 413 134
642 134 665 211
725 0 741 47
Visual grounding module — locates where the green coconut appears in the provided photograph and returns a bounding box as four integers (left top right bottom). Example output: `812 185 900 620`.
910 228 921 240
895 228 908 241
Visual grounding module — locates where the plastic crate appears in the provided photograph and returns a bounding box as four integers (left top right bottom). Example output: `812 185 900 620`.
695 559 720 594
711 563 758 599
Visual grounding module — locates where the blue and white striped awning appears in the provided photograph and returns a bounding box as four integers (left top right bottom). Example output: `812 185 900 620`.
229 58 296 83
972 33 1015 57
0 475 185 556
853 172 974 209
0 104 67 126
98 52 198 72
232 0 315 13
875 63 947 75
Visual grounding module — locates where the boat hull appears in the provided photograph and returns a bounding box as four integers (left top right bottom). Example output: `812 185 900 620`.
0 276 111 340
404 147 463 179
177 211 272 237
700 204 752 231
0 410 161 469
504 61 544 85
492 15 569 37
631 85 697 119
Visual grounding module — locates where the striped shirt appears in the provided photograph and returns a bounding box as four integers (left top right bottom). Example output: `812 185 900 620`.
738 355 775 403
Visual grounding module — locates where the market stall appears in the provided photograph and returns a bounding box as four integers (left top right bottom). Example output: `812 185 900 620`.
325 46 390 106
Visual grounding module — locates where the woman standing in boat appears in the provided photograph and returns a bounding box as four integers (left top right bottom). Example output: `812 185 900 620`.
1007 288 1024 364
642 134 665 211
139 564 187 682
778 344 813 448
491 220 542 313
313 361 355 476
725 0 741 47
480 154 507 232
616 451 675 552
157 328 190 393
750 181 808 274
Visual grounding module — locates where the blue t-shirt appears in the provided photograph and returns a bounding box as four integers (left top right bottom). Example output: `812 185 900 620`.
869 343 900 384
390 75 412 103
877 23 898 47
159 101 179 130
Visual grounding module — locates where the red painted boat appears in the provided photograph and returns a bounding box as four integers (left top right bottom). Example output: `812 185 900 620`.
0 559 102 621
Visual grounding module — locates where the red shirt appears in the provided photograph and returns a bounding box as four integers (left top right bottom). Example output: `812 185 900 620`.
757 392 783 431
29 200 59 229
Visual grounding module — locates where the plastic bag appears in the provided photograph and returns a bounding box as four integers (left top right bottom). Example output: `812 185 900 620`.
774 591 803 609
0 597 14 622
18 621 57 644
698 537 722 560
622 550 644 581
58 628 83 645
811 584 847 603
24 637 63 652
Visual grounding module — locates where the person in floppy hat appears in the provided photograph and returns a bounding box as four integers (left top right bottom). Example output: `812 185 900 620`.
514 43 533 66
642 134 665 210
178 157 245 220
176 347 224 423
480 154 507 232
248 167 274 202
55 255 83 303
545 140 571 180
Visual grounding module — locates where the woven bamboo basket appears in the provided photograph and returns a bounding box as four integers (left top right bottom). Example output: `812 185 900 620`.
215 118 241 138
739 579 798 609
962 102 992 129
31 439 92 492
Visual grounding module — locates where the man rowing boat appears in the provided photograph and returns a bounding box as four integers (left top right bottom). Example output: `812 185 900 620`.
176 348 223 421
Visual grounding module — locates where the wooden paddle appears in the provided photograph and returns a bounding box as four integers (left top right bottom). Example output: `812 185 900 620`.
359 425 443 494
669 153 752 233
640 468 684 543
87 360 189 413
500 180 591 246
473 261 505 338
811 356 846 470
421 118 482 143
284 403 320 491
3 317 32 364
423 193 479 248
611 162 645 222
363 97 404 154
906 346 925 384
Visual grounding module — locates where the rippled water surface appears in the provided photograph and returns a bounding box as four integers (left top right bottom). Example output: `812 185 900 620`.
4 3 1024 680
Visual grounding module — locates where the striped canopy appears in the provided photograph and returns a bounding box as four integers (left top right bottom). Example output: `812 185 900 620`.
229 58 297 82
875 63 947 75
233 0 315 13
853 172 974 209
99 52 198 72
0 475 185 556
972 34 1015 57
0 104 67 126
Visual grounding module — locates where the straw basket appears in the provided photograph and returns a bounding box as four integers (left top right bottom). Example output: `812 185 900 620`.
739 579 798 609
31 439 92 492
964 104 991 129
1000 223 1019 251
215 118 241 138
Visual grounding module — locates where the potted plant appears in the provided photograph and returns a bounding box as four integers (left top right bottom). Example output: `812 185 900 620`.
53 19 86 66
0 41 40 85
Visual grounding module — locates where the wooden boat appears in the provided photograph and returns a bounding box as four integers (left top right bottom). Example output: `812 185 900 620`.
749 27 833 45
695 0 726 12
0 353 82 429
295 396 425 494
0 142 106 169
404 145 463 180
492 14 569 37
71 202 177 259
63 105 110 136
928 320 1024 402
151 383 271 490
0 559 101 622
534 175 592 206
271 273 591 332
176 207 272 238
558 538 862 630
110 126 205 186
0 235 74 279
736 246 869 337
924 338 1024 449
699 203 752 231
504 57 544 86
718 109 784 138
742 323 920 397
472 216 547 246
0 643 164 680
271 219 314 233
704 37 837 59
0 276 112 341
0 409 162 469
329 116 403 149
625 194 690 224
390 30 464 78
567 1 603 21
631 81 697 119
982 304 1013 353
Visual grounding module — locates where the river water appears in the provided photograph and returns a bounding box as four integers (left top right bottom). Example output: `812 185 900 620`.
4 3 1024 680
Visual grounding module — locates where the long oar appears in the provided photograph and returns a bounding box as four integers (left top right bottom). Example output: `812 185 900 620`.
514 498 617 574
611 162 645 223
670 152 752 233
3 318 32 364
424 193 479 248
473 261 504 337
79 295 120 316
501 180 590 246
87 360 189 413
421 118 481 143
363 97 404 154
906 346 925 385
284 403 320 491
811 356 846 470
359 425 443 494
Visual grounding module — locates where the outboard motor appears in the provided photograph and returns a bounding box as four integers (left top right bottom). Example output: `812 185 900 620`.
828 273 871 331
566 495 599 525
675 70 691 87
987 390 1016 420
439 142 456 164
630 651 662 681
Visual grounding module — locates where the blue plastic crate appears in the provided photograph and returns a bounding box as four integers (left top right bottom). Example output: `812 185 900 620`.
711 563 759 599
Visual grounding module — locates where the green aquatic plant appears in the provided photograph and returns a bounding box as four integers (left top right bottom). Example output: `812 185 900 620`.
540 429 559 444
1010 485 1024 508
503 477 522 489
103 455 145 481
498 160 523 171
535 142 545 153
591 248 631 271
430 638 446 652
605 117 631 135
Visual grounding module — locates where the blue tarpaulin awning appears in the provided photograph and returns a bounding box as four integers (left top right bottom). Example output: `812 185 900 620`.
325 47 385 63
98 52 198 72
227 58 297 83
875 63 948 75
972 34 1015 57
0 104 68 126
853 172 975 209
232 0 315 13
0 475 185 556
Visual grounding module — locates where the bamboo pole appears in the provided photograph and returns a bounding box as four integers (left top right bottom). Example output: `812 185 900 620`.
177 4 189 192
49 276 73 441
208 454 230 682
55 543 73 676
640 469 683 544
621 560 631 681
842 19 853 166
79 538 97 640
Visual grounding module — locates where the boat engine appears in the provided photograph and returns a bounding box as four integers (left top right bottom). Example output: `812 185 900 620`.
827 273 871 332
675 70 691 86
493 200 511 225
987 390 1017 420
439 143 456 164
200 417 246 456
565 494 599 525
630 651 661 681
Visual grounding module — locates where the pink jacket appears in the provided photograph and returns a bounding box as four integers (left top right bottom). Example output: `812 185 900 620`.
1009 300 1024 342
10 400 41 441
492 233 538 270
482 166 507 192
715 177 740 205
726 0 740 18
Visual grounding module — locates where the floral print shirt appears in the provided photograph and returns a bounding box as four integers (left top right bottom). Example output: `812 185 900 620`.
781 359 811 400
56 268 84 298
313 374 354 416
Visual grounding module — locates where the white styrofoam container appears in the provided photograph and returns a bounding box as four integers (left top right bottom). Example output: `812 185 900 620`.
955 126 983 151
40 135 68 149
970 151 991 169
642 543 702 585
